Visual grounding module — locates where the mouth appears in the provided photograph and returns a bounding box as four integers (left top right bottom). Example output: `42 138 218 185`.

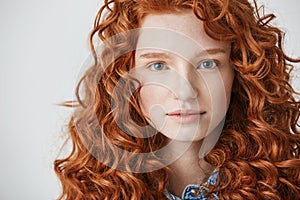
166 110 206 124
167 110 206 116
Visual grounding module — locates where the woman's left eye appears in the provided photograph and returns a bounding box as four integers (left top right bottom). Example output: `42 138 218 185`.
197 59 219 69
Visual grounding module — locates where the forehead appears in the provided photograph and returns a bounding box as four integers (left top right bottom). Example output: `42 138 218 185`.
140 11 204 40
136 11 230 58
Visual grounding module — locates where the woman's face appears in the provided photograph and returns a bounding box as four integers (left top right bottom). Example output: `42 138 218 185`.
134 11 234 142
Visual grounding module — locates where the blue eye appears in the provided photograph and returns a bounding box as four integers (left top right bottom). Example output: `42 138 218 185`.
148 62 167 71
198 60 218 69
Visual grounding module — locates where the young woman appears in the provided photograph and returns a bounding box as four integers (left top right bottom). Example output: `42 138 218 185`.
54 0 300 199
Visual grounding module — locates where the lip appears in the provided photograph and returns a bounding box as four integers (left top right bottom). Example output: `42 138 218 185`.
166 110 206 124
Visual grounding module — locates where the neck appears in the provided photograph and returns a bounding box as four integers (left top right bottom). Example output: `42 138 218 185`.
164 140 215 197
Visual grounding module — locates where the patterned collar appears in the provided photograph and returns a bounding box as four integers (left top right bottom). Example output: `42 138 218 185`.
164 171 219 200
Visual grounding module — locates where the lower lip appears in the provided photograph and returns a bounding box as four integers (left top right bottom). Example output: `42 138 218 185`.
167 114 202 124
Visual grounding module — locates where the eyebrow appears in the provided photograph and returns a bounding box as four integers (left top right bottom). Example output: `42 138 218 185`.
137 48 227 60
195 48 227 57
137 52 172 60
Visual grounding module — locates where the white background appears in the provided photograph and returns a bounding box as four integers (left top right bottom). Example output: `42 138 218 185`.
0 0 299 199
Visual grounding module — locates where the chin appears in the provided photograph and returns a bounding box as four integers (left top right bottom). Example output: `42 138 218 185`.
162 129 208 142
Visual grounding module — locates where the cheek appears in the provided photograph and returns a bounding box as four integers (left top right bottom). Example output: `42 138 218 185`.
208 65 234 110
139 85 170 130
139 85 167 114
200 67 234 133
223 69 235 107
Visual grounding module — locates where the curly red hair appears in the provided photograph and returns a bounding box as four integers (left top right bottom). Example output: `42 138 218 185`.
54 0 300 199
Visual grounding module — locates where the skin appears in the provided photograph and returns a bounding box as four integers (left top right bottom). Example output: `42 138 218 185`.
134 11 235 196
135 11 234 142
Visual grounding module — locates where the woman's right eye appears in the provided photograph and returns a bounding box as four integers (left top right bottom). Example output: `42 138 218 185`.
148 62 167 71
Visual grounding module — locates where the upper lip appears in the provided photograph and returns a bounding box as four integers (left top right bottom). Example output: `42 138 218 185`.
166 109 205 116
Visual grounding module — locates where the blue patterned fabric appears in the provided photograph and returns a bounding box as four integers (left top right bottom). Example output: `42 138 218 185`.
164 171 219 200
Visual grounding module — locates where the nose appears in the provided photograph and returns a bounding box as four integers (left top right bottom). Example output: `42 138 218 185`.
173 62 199 101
